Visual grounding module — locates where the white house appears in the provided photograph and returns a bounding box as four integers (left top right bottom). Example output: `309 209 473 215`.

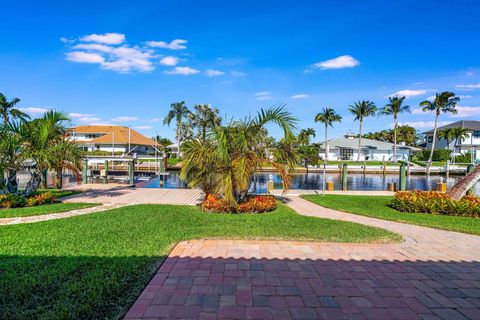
424 120 480 161
319 132 419 161
68 125 159 155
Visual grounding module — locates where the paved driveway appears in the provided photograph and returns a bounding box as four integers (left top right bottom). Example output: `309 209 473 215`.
125 197 480 320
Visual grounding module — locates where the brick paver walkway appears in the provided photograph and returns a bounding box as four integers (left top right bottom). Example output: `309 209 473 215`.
125 197 480 320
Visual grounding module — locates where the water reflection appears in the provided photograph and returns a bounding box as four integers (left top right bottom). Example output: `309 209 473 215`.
137 171 480 195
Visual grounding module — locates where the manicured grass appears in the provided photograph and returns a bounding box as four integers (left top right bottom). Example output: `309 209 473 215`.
0 202 99 218
303 195 480 235
0 202 400 319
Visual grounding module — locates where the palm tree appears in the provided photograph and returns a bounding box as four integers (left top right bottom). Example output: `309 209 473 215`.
189 104 221 142
47 139 82 189
448 165 480 200
437 128 456 160
451 127 470 164
0 121 28 193
348 100 377 161
180 105 298 209
378 96 410 161
420 92 459 169
163 101 190 158
314 108 342 161
314 108 342 195
297 128 316 146
0 93 29 124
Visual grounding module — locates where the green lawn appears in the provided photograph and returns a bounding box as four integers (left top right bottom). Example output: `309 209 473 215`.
0 202 99 218
0 203 400 319
303 195 480 235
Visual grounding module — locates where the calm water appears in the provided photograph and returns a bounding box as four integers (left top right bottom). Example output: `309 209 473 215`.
136 171 480 195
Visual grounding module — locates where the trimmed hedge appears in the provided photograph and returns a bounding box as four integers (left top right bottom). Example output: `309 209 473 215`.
201 194 277 213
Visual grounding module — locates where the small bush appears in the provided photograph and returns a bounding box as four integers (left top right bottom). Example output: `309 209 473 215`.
390 191 480 218
415 149 451 161
201 194 277 213
26 192 56 207
0 194 27 209
455 152 473 164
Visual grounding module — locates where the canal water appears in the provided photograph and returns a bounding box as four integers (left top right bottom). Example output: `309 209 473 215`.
136 171 480 195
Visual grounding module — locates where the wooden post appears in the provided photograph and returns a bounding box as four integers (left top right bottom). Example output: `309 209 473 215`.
341 163 348 191
103 160 109 184
387 182 396 192
128 160 135 185
399 163 407 191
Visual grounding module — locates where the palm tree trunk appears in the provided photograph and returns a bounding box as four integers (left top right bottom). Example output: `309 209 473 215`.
6 169 17 193
393 116 397 162
56 168 63 189
176 120 181 158
323 124 328 195
427 113 439 170
0 167 5 193
357 119 363 161
448 165 480 200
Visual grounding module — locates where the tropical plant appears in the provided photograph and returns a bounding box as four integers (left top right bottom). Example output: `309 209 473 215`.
314 108 342 161
448 165 480 200
378 96 410 161
297 128 315 146
163 101 190 157
188 104 221 142
0 93 29 125
0 121 28 193
47 139 83 189
451 127 470 163
420 92 459 169
437 127 456 159
348 101 377 161
180 105 299 210
296 128 318 173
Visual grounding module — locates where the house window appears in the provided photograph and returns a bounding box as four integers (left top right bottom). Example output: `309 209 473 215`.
473 130 480 138
340 148 353 160
428 136 433 143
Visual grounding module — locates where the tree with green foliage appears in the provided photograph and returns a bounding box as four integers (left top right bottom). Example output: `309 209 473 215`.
451 127 470 163
296 128 318 173
378 95 410 161
181 105 299 209
348 101 377 161
437 127 456 156
420 92 459 169
0 93 29 125
188 104 222 142
163 101 190 157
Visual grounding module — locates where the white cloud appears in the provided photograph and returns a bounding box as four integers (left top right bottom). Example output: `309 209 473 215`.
160 56 179 66
456 83 480 89
388 89 428 98
134 125 153 130
66 51 105 64
19 107 49 114
78 117 101 122
255 91 271 96
145 118 162 123
312 55 359 70
291 94 309 99
466 71 474 76
255 92 273 101
398 121 453 129
164 66 200 75
449 106 480 118
80 33 125 45
112 116 139 122
206 69 225 77
146 39 187 50
69 112 95 118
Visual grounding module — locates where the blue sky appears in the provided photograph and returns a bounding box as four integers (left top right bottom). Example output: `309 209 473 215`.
1 0 480 141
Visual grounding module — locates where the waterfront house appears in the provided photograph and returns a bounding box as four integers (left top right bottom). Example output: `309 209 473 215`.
319 132 419 161
68 125 159 155
424 120 480 161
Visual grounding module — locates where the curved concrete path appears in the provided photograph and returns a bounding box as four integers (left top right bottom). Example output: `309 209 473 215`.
126 196 480 320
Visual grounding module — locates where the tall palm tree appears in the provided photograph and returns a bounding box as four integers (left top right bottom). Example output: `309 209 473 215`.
181 105 298 209
314 108 342 161
348 100 377 161
0 93 29 124
189 104 221 142
163 101 190 158
378 96 410 161
314 108 342 195
47 139 82 189
420 92 459 169
451 127 470 164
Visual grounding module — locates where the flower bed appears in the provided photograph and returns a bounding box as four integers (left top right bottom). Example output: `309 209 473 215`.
0 192 56 209
390 191 480 218
201 194 277 213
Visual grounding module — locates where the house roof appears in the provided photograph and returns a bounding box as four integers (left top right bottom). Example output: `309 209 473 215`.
424 120 480 134
70 125 158 146
320 135 420 151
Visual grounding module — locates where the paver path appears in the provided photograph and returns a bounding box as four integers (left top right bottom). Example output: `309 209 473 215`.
63 187 204 205
126 196 480 320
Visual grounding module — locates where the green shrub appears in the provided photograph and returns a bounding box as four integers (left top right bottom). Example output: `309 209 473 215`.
0 194 27 209
416 149 451 161
167 158 180 166
390 191 480 217
455 152 473 163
